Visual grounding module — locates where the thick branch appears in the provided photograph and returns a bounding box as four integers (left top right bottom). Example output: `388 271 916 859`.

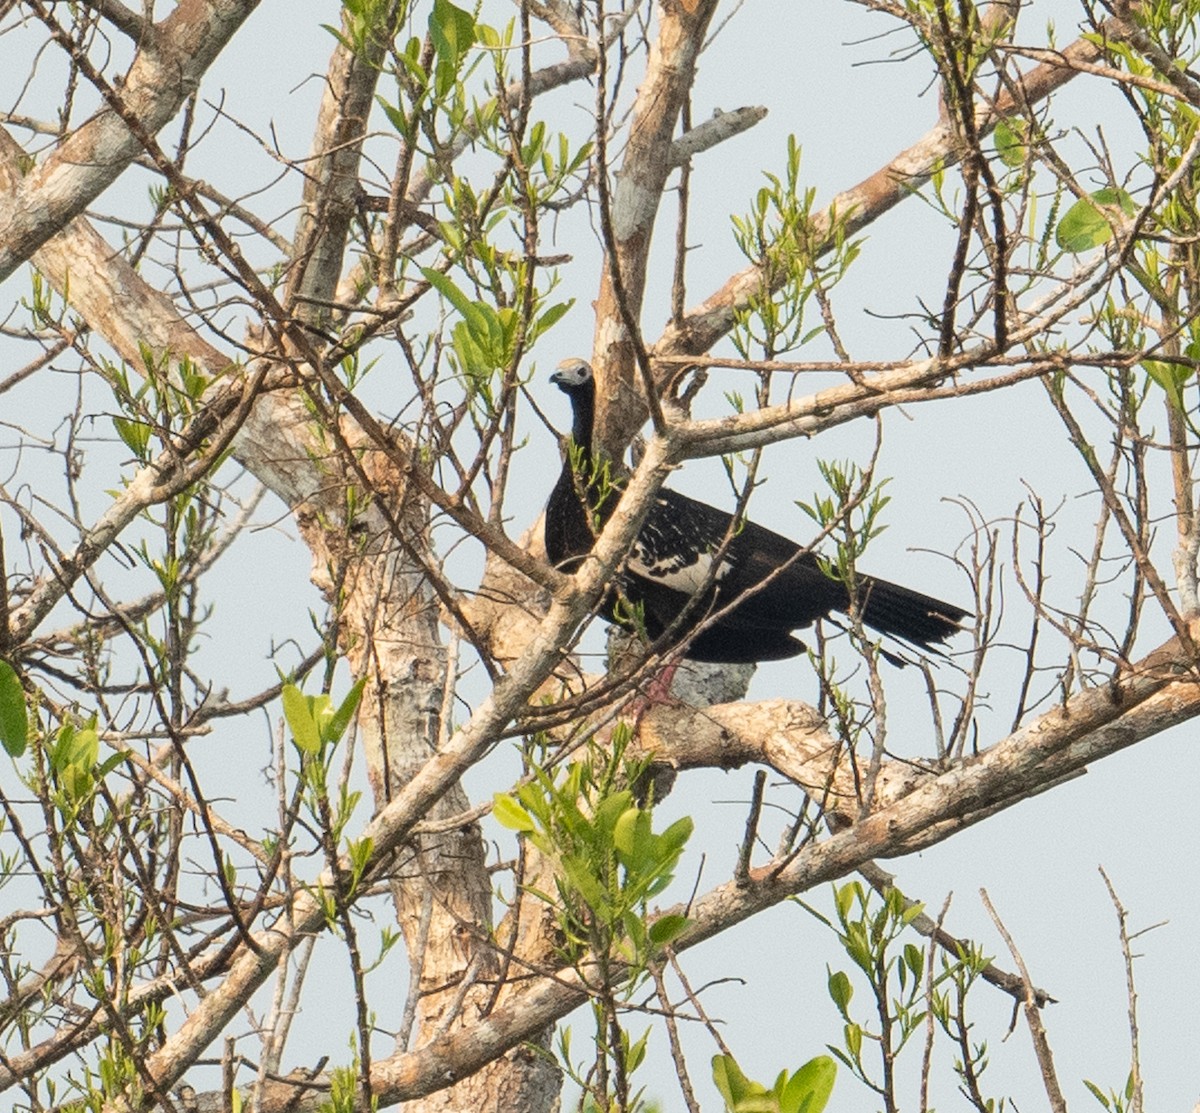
637 698 931 815
667 106 767 167
138 432 682 1094
591 0 720 449
651 29 1106 371
284 3 401 325
191 629 1200 1111
0 0 260 281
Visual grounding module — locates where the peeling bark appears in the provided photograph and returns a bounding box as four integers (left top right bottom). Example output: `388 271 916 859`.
3 4 1188 1111
0 0 262 281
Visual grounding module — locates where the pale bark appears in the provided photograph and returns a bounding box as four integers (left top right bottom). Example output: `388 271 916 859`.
3 3 1190 1111
0 0 261 281
0 10 536 1107
180 626 1200 1111
650 31 1109 394
591 0 720 452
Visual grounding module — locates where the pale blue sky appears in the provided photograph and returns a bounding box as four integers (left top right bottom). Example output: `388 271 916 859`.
1 1 1196 1109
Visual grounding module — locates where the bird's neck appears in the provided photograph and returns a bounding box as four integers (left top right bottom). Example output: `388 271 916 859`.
569 385 595 463
545 385 602 567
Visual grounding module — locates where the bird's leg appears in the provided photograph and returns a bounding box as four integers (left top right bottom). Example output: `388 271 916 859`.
608 631 686 724
640 654 682 706
623 650 689 734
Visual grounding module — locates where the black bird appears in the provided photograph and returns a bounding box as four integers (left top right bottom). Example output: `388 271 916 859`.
545 359 967 664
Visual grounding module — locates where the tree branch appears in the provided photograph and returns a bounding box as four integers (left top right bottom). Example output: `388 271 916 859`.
0 0 262 281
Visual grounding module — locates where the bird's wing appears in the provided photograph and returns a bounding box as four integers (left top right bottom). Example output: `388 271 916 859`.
629 488 848 622
625 490 745 594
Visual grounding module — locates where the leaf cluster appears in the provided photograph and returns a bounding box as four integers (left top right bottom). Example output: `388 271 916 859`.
495 735 692 974
730 136 861 359
712 1053 837 1113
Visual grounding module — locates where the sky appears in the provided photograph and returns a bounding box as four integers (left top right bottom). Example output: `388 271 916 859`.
2 0 1198 1110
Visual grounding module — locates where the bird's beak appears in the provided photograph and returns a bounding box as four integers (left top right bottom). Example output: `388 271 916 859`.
550 361 577 387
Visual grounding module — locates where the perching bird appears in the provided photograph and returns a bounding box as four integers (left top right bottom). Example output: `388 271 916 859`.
544 358 967 664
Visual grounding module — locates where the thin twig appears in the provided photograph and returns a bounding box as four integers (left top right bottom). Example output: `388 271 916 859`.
858 864 1056 1008
735 770 767 883
1099 866 1152 1113
651 965 702 1113
980 888 1067 1113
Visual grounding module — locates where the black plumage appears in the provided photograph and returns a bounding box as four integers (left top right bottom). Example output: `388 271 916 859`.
545 359 967 664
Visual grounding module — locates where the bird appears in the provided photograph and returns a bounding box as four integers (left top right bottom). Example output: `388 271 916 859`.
544 358 967 665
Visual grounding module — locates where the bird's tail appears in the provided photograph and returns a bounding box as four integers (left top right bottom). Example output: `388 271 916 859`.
857 575 969 651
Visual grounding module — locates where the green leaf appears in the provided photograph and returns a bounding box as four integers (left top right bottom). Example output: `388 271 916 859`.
717 1059 793 1113
52 724 98 772
1056 188 1136 253
49 722 73 771
611 804 647 859
1142 358 1189 414
326 677 367 745
493 792 537 832
593 791 634 844
397 35 427 80
377 96 413 142
53 725 99 802
621 909 647 957
658 814 693 856
834 881 859 923
429 0 476 95
451 320 494 382
75 728 99 769
423 267 477 321
994 117 1027 169
780 1056 836 1113
647 913 690 948
625 1027 650 1074
713 1054 756 1109
0 660 28 757
346 835 374 887
97 752 125 778
561 853 610 918
734 1100 778 1113
113 416 152 460
425 268 506 375
827 968 853 1014
281 683 321 753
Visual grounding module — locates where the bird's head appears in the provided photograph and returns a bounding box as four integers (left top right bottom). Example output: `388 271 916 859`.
550 358 593 392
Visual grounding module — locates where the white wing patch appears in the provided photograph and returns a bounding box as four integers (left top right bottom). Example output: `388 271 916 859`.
629 546 729 593
629 496 736 593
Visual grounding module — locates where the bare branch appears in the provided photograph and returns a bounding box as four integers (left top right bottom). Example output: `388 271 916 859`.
980 890 1067 1113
